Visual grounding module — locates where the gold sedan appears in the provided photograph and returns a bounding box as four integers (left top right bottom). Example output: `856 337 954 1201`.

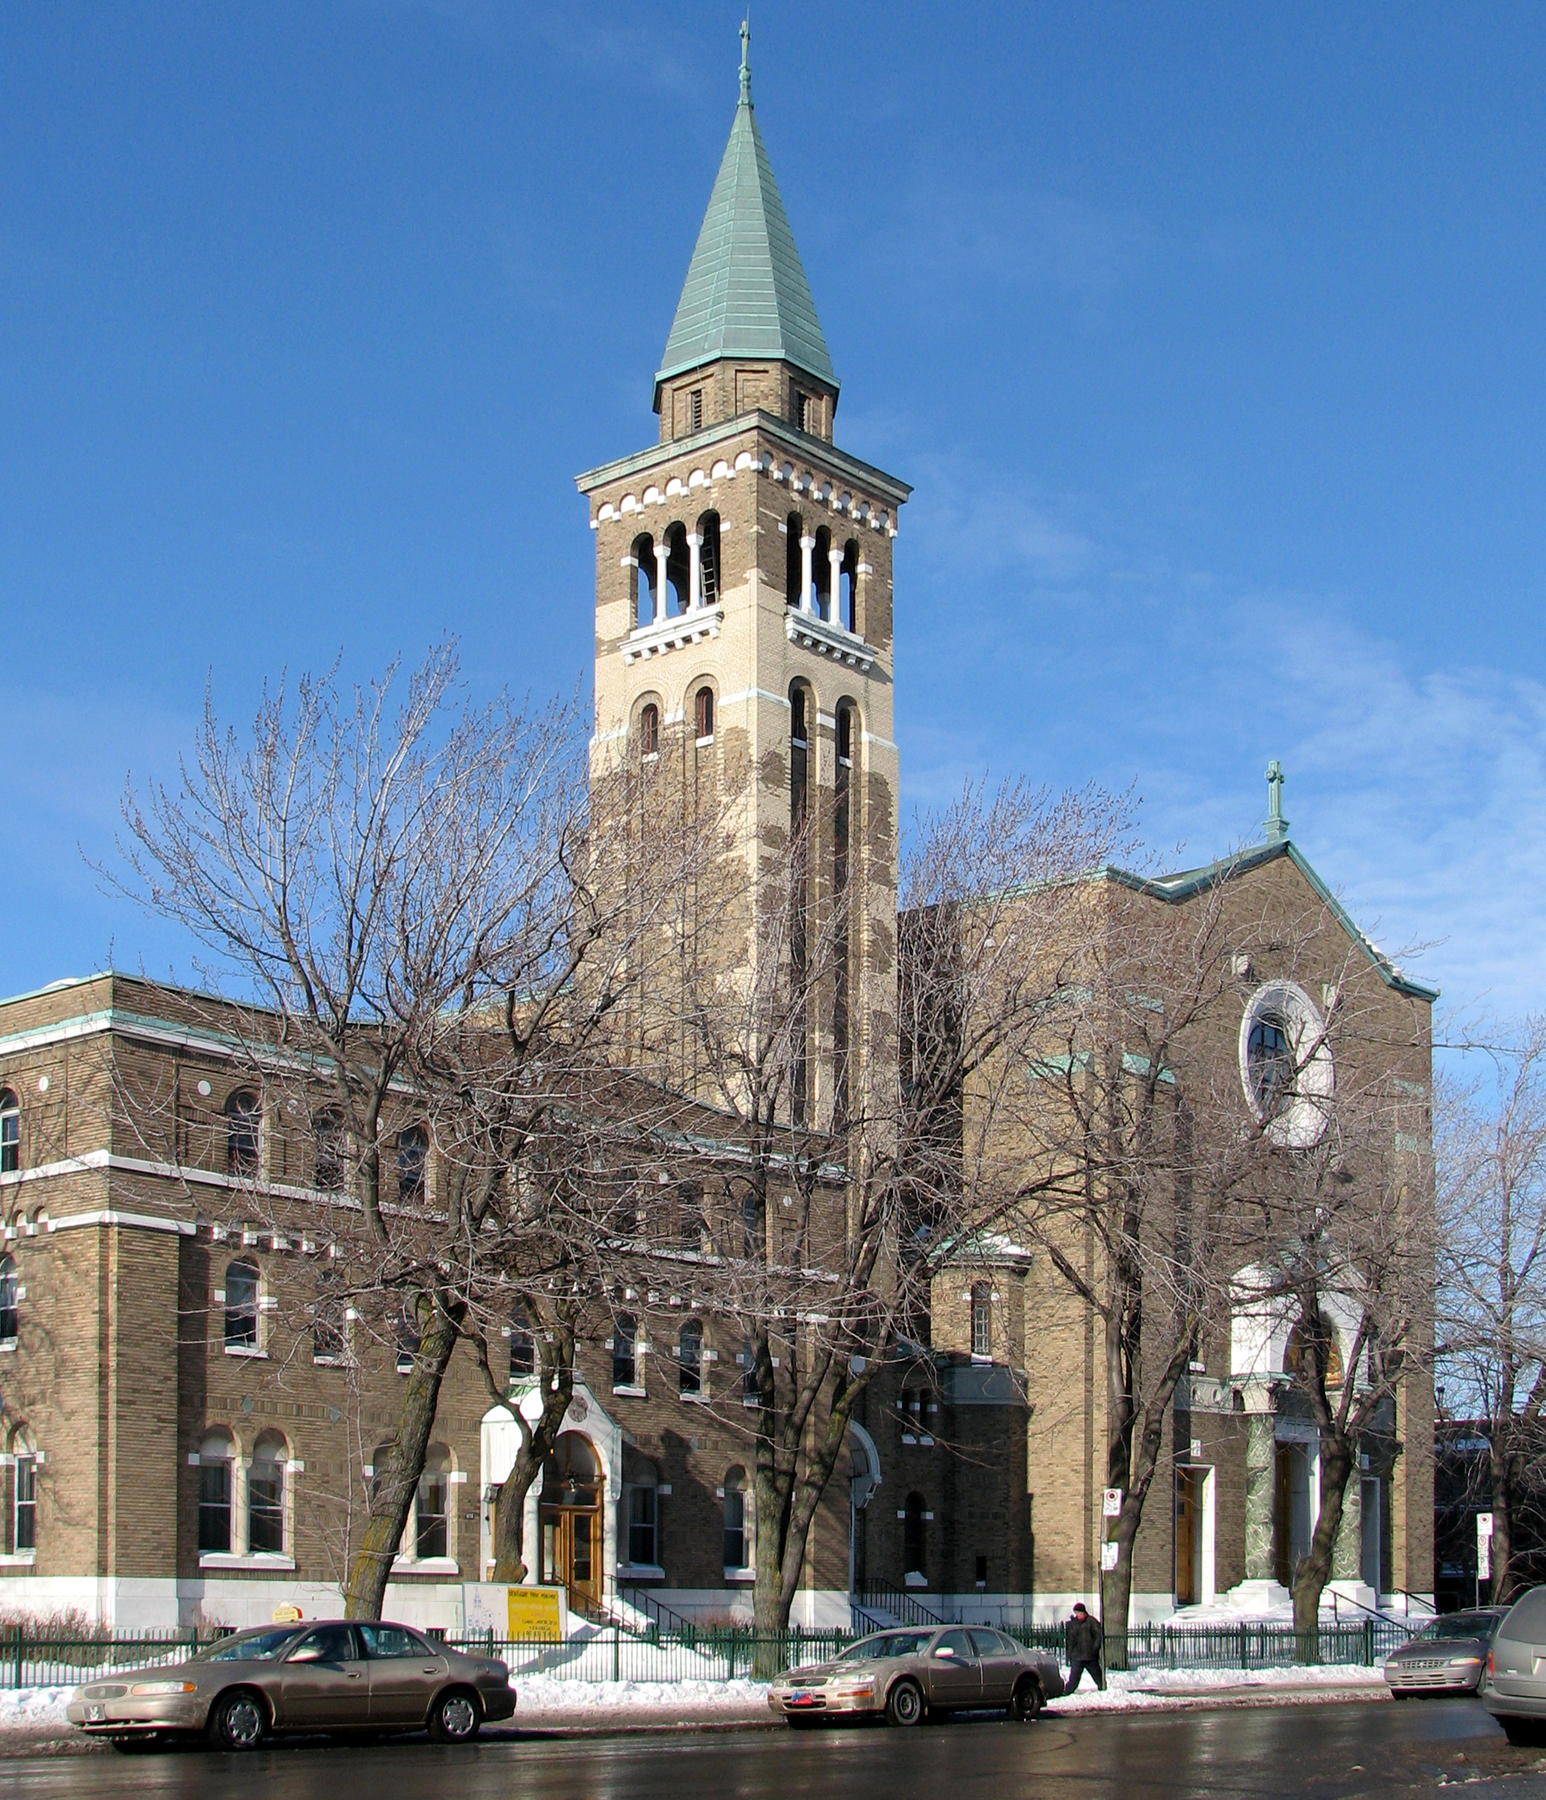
68 1621 516 1748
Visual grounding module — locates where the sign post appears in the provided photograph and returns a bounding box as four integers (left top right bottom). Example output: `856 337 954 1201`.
1098 1489 1122 1631
1477 1513 1494 1607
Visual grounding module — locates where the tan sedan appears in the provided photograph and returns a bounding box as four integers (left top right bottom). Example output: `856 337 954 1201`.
68 1621 516 1748
769 1626 1064 1726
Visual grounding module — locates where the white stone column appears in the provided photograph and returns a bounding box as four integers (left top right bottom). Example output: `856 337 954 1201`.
233 1456 250 1556
687 533 703 610
800 535 815 613
828 546 844 625
653 542 669 623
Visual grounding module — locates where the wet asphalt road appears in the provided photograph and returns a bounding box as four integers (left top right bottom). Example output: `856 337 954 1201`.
7 1699 1544 1800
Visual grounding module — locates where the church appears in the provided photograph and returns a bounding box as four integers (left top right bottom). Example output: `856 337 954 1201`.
0 38 1434 1633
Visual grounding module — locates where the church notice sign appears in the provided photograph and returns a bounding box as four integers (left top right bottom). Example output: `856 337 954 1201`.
463 1583 567 1642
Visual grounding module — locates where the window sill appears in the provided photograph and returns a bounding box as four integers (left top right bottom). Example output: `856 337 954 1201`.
903 1572 928 1588
621 606 724 667
617 1564 665 1581
0 1340 16 1354
198 1553 296 1571
612 1385 646 1399
223 1345 267 1360
390 1557 460 1577
723 1568 754 1584
0 1552 36 1567
784 608 876 675
679 1390 711 1404
311 1355 350 1368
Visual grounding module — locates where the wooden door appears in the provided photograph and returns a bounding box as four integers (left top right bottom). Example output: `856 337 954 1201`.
541 1506 602 1612
1175 1468 1199 1605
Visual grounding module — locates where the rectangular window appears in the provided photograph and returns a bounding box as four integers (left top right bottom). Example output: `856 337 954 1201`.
796 391 811 433
416 1472 448 1560
689 388 703 432
2 1107 20 1174
249 1465 284 1553
14 1456 36 1552
627 1485 657 1566
612 1317 637 1390
199 1459 232 1553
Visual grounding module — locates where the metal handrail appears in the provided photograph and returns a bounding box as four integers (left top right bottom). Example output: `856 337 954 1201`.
856 1579 947 1627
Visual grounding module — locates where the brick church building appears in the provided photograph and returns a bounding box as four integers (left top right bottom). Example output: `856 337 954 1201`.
0 40 1434 1633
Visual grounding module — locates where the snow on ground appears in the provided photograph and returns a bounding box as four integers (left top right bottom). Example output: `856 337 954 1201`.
0 1665 1388 1746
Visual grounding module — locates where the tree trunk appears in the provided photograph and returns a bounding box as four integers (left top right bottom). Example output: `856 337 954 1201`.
342 1295 464 1619
1489 1441 1514 1604
491 1336 575 1585
1290 1436 1354 1661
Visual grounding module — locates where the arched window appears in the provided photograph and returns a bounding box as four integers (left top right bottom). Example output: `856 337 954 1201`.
904 1491 927 1580
632 533 657 627
0 1255 17 1344
638 702 660 758
416 1445 451 1560
612 1313 637 1390
785 511 804 608
665 523 690 616
832 700 857 1129
224 1258 259 1350
542 1432 601 1506
314 1109 346 1192
396 1299 421 1375
813 524 832 619
840 539 859 633
224 1090 260 1178
971 1283 992 1358
697 510 721 607
312 1268 345 1363
397 1125 428 1204
1284 1321 1345 1390
694 686 714 742
722 1466 749 1570
249 1432 287 1554
678 1320 703 1396
198 1428 235 1553
1246 1010 1295 1119
509 1300 536 1379
1 1089 21 1174
8 1428 36 1555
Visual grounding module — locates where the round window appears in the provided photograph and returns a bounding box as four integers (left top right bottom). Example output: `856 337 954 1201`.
1238 979 1333 1148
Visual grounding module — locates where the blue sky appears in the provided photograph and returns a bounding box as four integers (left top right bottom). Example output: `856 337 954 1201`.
2 3 1544 1028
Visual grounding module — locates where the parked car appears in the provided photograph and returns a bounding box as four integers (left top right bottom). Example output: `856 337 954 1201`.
1485 1588 1546 1745
767 1625 1064 1727
1383 1609 1507 1696
67 1620 517 1749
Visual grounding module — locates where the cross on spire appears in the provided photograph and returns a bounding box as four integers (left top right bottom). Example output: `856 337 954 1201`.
1263 759 1290 843
739 18 751 106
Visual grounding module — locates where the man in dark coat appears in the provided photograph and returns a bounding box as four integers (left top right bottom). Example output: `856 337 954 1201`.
1065 1602 1105 1691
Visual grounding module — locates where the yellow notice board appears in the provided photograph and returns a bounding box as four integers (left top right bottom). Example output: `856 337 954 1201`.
507 1586 563 1641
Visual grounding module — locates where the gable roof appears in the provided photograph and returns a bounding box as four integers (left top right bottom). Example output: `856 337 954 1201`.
1099 839 1439 1003
653 68 836 408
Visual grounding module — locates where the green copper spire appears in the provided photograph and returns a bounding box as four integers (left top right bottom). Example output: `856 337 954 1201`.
1263 759 1290 843
653 24 837 408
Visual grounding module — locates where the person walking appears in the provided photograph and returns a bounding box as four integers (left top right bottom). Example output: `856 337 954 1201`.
1065 1601 1105 1692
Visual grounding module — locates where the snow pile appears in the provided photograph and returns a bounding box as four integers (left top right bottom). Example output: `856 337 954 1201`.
0 1688 74 1733
514 1676 770 1718
1053 1664 1387 1712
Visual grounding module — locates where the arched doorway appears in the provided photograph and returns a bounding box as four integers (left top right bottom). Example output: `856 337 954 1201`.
540 1432 603 1612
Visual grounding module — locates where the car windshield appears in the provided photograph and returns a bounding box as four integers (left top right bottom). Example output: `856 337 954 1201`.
207 1628 305 1662
1416 1614 1500 1642
838 1632 931 1661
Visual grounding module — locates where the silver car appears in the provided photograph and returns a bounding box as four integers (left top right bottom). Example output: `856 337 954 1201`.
768 1625 1064 1727
1485 1588 1546 1745
1384 1609 1506 1696
68 1620 516 1749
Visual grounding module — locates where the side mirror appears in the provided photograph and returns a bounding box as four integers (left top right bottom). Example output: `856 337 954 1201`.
934 1647 954 1658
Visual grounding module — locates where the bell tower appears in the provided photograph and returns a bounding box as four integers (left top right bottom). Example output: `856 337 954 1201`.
578 28 908 1130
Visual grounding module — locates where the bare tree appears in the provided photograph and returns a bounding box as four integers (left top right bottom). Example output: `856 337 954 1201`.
1437 1017 1546 1602
111 646 715 1617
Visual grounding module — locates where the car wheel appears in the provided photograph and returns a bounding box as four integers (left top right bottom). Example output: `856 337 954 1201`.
886 1680 925 1727
1501 1716 1546 1748
207 1689 268 1751
428 1688 482 1744
1011 1677 1043 1722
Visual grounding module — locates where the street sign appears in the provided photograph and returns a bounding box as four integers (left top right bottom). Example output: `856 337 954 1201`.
1479 1536 1492 1581
1102 1488 1123 1518
1478 1512 1494 1538
1100 1542 1120 1571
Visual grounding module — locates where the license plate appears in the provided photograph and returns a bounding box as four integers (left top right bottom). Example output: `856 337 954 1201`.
86 1706 105 1723
790 1690 814 1705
